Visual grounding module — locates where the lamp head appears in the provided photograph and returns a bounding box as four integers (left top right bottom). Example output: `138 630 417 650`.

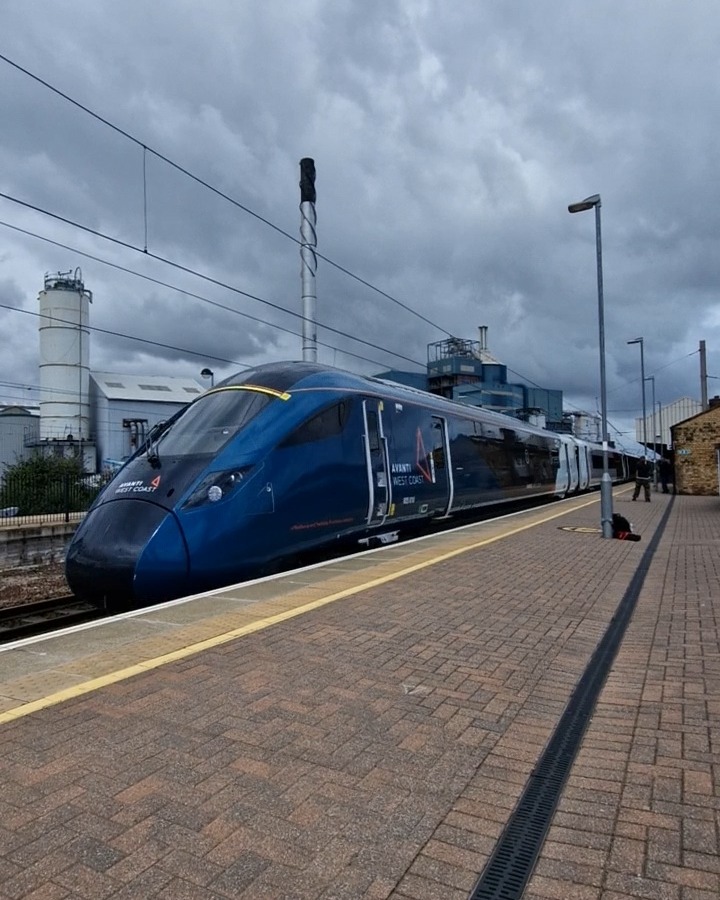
568 194 601 213
627 337 643 345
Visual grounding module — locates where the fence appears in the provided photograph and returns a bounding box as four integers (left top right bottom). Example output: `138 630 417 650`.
0 470 107 527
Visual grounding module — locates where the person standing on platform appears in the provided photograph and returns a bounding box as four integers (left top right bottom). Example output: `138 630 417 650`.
632 457 652 501
658 457 672 493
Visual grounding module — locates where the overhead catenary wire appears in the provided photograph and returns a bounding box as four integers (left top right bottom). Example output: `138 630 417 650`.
0 195 427 370
1 208 626 418
0 302 250 370
0 51 451 337
2 195 702 425
3 50 666 406
606 348 699 397
1 200 596 402
0 378 211 428
0 219 413 373
2 52 708 421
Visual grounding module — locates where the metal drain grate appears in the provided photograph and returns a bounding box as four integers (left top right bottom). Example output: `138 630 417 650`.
469 497 674 900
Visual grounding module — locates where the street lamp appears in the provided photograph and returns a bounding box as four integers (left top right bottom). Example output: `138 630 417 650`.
200 367 215 388
627 338 647 453
645 374 658 491
568 193 613 538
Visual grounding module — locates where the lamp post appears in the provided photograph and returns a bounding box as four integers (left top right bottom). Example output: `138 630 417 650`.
200 367 215 388
568 193 613 538
645 374 658 490
627 338 647 453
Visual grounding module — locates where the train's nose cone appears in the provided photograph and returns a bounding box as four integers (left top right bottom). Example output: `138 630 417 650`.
66 499 188 604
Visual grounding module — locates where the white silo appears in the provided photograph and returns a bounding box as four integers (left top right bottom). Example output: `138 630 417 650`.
38 269 92 441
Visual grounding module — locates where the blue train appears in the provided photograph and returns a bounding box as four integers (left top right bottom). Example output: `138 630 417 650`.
65 361 634 607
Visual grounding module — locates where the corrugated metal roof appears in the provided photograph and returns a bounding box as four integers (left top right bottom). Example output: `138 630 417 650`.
91 372 205 403
0 405 39 416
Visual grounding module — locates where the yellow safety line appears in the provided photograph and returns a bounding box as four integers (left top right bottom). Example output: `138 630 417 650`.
0 493 607 724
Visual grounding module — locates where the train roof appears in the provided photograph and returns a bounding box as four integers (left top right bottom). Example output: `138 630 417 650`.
216 361 556 439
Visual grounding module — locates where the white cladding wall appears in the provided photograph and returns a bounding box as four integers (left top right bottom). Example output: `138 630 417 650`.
38 281 91 441
0 409 39 476
89 373 205 467
635 397 702 447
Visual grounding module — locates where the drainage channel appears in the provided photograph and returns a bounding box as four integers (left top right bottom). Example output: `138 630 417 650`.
468 497 674 900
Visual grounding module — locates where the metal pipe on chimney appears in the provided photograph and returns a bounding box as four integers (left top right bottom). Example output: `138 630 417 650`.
299 158 317 363
700 340 708 410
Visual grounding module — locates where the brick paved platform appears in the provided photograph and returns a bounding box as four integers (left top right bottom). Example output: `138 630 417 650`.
0 490 717 899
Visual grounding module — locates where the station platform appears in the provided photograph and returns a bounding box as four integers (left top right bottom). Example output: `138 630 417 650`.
0 487 717 899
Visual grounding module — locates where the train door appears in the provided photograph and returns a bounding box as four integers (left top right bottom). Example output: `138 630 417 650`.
554 438 572 496
566 437 580 493
362 399 391 526
577 444 590 490
429 416 453 516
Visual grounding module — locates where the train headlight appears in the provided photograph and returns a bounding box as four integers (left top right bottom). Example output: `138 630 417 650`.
182 467 252 509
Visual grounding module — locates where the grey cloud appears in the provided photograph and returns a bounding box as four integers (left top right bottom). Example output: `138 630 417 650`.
1 0 719 433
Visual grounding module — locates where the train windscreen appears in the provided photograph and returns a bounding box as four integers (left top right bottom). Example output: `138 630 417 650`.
154 390 272 457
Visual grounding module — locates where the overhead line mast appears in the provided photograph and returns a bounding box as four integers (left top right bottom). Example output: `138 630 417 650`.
299 158 318 363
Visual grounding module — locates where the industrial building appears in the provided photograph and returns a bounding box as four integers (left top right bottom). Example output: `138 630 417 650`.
0 270 204 476
0 404 40 474
634 396 703 454
1 272 706 478
90 372 203 469
378 328 565 431
380 330 702 461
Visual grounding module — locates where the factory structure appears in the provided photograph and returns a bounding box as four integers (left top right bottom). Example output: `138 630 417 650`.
0 269 710 480
0 270 205 475
378 328 565 431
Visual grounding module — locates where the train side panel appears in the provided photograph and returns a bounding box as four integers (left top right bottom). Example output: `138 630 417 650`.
448 416 559 507
382 401 452 520
258 396 371 554
66 361 640 607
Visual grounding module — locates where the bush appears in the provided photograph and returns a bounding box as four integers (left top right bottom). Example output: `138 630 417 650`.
0 455 103 516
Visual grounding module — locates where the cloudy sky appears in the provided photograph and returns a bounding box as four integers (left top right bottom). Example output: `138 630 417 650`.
1 1 718 441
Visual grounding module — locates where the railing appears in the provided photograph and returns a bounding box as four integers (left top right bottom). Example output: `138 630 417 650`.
0 472 107 527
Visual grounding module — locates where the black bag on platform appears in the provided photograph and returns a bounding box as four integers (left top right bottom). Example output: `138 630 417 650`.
612 513 641 541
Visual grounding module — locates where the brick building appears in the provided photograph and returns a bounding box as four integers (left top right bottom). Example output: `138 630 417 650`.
671 398 720 496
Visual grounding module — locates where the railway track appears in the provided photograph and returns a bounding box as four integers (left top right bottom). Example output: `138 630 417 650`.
0 595 104 644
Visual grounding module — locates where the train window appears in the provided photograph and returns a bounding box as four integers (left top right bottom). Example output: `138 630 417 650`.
154 390 272 456
280 401 350 447
366 410 380 453
431 418 446 469
449 418 485 470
